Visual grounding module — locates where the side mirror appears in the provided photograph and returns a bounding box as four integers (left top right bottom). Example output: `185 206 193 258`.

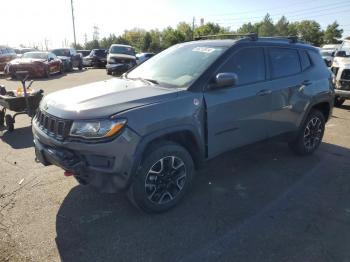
210 73 238 89
331 52 335 57
335 50 347 57
48 57 54 61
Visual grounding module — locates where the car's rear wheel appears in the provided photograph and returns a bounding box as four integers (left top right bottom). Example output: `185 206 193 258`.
128 142 194 213
334 97 345 107
289 109 325 155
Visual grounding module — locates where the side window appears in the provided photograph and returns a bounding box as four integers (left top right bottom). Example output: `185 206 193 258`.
219 47 265 85
308 50 326 68
269 48 301 78
299 50 312 71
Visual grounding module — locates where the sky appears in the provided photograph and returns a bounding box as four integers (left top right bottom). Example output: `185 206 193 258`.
1 0 350 49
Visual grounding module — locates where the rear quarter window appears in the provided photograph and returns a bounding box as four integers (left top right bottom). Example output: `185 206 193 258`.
269 47 301 79
299 50 312 71
308 50 327 68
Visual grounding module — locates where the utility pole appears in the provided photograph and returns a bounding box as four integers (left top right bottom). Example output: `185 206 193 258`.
192 17 195 40
71 0 77 47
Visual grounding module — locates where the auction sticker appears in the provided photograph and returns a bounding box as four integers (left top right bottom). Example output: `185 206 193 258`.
192 47 216 53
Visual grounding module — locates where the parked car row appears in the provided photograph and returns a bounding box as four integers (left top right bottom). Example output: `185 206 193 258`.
1 43 156 79
330 40 350 107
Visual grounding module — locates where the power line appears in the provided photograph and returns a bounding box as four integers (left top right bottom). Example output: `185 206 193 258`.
202 0 321 17
213 1 350 23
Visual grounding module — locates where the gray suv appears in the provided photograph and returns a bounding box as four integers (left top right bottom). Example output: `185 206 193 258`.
33 35 334 213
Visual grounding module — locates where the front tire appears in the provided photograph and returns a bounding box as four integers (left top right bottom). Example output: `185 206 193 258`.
334 97 345 107
128 142 194 213
289 109 325 155
5 114 14 132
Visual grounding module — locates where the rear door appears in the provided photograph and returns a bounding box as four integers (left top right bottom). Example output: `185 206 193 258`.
204 46 272 158
266 47 307 136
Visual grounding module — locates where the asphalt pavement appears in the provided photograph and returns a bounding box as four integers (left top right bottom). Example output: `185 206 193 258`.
0 69 350 262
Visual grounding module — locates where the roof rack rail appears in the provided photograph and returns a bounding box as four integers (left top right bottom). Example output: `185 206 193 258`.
194 33 258 41
260 35 299 43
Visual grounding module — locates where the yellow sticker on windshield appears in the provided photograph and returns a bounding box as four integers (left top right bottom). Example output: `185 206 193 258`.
192 47 215 53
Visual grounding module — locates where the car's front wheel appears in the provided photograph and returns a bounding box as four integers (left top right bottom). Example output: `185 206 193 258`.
289 109 325 155
128 142 194 213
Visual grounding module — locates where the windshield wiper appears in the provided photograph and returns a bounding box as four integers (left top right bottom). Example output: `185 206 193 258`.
129 77 159 85
143 78 159 85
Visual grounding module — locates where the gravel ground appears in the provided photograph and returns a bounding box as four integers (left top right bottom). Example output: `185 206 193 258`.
0 69 350 262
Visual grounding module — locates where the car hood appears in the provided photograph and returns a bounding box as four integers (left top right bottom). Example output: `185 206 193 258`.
108 53 136 60
40 78 179 119
57 56 70 61
10 58 46 64
333 57 350 67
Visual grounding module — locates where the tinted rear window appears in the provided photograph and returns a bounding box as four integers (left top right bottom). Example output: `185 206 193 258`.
269 48 301 78
299 50 312 71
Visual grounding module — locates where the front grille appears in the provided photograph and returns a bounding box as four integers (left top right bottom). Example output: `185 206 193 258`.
35 110 71 140
341 69 350 80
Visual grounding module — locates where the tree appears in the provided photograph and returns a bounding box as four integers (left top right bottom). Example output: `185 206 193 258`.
124 28 147 52
149 30 162 52
275 16 289 36
237 22 259 34
323 21 343 44
71 43 84 50
161 27 185 49
296 20 323 46
194 22 224 37
142 32 152 51
177 22 193 41
84 39 100 50
258 13 275 36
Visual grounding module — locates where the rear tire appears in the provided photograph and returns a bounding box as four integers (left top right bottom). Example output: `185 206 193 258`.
0 110 4 126
44 66 50 78
289 109 325 155
334 97 345 107
128 141 194 213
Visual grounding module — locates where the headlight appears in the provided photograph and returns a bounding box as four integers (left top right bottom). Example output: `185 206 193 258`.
70 118 127 139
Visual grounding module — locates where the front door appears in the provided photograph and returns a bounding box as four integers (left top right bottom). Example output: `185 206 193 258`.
204 46 272 158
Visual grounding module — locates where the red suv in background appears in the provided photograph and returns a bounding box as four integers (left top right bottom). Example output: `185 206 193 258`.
0 46 17 71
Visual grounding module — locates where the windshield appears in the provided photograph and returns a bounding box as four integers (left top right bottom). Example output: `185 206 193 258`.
127 44 228 88
110 46 135 56
93 49 107 57
51 49 70 57
320 50 333 56
22 52 48 59
339 41 350 52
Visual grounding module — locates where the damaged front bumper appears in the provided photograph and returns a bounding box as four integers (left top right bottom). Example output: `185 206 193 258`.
33 122 141 193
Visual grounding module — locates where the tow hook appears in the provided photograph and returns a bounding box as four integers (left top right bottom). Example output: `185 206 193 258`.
64 171 75 177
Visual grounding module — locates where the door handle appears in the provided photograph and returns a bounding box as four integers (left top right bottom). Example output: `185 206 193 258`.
256 89 272 96
301 80 312 86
